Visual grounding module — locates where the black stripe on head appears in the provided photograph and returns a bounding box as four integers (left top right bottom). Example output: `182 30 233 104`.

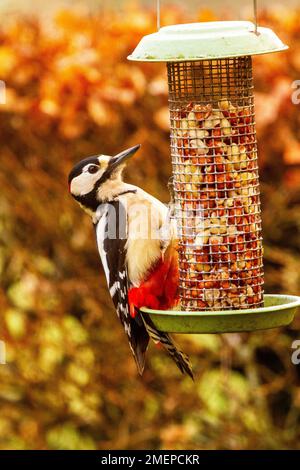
73 189 100 212
68 155 99 186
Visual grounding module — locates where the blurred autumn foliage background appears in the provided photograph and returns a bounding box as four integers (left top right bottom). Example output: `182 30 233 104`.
0 0 300 450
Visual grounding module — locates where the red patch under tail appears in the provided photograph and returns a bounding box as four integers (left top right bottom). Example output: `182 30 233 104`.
128 242 179 317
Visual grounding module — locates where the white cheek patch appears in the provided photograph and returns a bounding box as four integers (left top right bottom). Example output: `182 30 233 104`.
70 171 102 196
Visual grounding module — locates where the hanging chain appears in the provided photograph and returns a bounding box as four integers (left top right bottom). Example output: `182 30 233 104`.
156 1 259 32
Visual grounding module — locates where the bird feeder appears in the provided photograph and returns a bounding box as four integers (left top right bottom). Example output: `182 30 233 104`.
128 2 300 333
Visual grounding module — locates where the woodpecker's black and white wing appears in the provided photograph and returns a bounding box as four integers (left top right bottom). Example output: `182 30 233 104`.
95 200 149 374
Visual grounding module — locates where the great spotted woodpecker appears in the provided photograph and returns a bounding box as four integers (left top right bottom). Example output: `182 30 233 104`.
68 145 193 379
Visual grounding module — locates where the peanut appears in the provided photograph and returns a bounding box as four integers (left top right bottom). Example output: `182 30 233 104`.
190 138 208 155
187 111 198 128
203 289 220 305
193 103 212 120
218 100 236 112
189 128 209 139
221 118 232 136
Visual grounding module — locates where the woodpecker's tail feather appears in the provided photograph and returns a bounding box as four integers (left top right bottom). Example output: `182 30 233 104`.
127 312 150 376
142 315 194 380
132 343 147 376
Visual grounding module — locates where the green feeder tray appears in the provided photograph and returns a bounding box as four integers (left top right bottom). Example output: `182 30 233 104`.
141 295 300 334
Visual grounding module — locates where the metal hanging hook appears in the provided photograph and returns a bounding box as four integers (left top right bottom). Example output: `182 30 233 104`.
157 0 160 30
253 0 259 35
156 1 259 33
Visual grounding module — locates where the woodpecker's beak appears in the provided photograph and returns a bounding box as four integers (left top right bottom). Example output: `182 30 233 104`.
107 144 141 173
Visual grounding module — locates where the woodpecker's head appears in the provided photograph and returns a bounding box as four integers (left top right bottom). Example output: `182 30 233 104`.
68 144 140 212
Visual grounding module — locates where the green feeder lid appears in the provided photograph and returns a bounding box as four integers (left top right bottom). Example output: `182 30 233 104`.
141 295 300 334
128 21 288 62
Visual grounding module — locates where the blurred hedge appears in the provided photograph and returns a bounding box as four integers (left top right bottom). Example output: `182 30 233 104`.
0 6 300 450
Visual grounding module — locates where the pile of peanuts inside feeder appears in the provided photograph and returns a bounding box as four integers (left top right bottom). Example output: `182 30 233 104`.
169 61 264 311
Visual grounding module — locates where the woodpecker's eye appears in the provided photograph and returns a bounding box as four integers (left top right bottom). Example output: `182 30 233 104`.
88 165 98 174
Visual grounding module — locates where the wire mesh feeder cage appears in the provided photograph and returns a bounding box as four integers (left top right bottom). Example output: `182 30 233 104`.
168 57 263 313
128 4 300 333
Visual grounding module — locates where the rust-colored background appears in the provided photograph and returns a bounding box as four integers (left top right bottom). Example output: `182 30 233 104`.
0 1 300 450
